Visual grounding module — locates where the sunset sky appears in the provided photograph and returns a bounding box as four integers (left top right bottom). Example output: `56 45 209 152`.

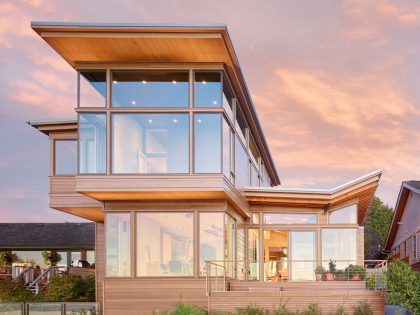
1 0 420 222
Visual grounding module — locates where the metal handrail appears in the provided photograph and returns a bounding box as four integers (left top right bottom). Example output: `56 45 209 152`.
205 259 388 296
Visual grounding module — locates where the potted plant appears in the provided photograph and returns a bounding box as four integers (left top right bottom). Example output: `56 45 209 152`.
315 265 326 281
326 259 336 281
334 269 347 281
345 264 366 281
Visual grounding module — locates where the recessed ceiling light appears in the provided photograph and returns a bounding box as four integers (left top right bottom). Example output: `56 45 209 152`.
213 101 217 105
141 80 147 84
202 81 207 84
113 80 117 84
197 119 202 123
173 119 178 123
131 101 136 105
172 80 177 84
148 119 153 123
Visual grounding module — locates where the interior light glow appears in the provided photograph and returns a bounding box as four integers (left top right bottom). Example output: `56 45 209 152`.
197 119 202 123
131 101 136 105
173 119 178 123
202 81 207 84
172 80 177 84
141 80 147 84
112 80 117 84
148 119 153 123
212 101 218 105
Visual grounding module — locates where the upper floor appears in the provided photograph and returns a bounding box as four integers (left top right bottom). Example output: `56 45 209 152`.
29 23 281 220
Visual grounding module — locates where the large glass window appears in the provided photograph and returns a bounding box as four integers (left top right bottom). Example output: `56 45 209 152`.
111 71 189 108
235 137 249 188
199 212 224 275
137 213 193 277
112 113 189 174
79 70 106 107
263 213 317 225
322 228 357 269
106 213 130 277
54 140 77 175
235 108 248 142
194 114 221 173
223 77 234 119
222 118 231 179
194 72 222 107
329 204 358 224
248 229 260 280
225 214 236 278
290 231 316 281
79 113 106 174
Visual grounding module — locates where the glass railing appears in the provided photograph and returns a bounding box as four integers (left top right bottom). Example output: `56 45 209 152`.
0 303 100 315
0 303 24 315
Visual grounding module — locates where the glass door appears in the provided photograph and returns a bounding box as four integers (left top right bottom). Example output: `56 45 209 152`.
290 231 316 281
263 230 288 282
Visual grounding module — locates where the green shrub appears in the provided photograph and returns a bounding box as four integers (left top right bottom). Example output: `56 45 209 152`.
300 304 322 315
344 265 366 280
315 266 326 275
352 300 373 315
384 260 420 314
366 274 376 290
234 305 270 315
0 276 34 302
327 305 348 315
170 302 207 315
47 274 95 302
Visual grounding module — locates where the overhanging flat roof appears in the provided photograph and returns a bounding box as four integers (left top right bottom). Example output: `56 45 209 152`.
30 21 280 185
244 170 382 224
27 118 77 135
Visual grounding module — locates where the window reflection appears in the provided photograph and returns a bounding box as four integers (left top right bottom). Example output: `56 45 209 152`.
235 137 249 188
194 114 221 173
112 114 189 174
106 213 130 277
263 213 317 224
54 140 77 175
223 76 234 119
329 204 357 224
322 228 357 269
194 72 222 107
111 71 189 108
137 213 193 276
200 213 224 275
79 114 106 174
79 71 106 107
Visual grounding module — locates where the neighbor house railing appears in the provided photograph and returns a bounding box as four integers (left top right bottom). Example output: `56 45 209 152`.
0 302 100 315
205 259 387 296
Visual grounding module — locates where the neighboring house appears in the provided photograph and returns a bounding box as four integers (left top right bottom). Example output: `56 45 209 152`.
385 181 420 272
27 22 384 314
0 223 95 268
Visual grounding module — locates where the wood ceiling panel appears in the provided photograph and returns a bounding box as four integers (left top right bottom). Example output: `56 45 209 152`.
44 37 227 66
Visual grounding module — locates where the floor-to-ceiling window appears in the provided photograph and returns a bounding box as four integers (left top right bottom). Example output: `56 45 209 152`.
322 228 357 269
290 231 316 281
199 212 224 275
136 212 193 277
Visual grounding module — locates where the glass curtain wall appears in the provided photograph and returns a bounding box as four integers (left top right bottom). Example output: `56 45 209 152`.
194 114 221 173
194 72 222 107
137 213 193 276
79 70 106 107
79 113 106 174
322 229 357 269
199 212 224 275
290 231 316 281
329 204 358 224
112 113 189 174
248 229 260 280
105 213 131 277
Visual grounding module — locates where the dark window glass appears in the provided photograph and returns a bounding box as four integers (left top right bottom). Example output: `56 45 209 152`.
223 76 234 118
54 140 77 175
194 114 221 173
79 71 106 107
111 71 189 108
194 72 222 107
236 108 247 141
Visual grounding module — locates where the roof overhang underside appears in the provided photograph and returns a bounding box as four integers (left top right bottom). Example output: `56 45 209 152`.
244 170 382 225
30 22 280 185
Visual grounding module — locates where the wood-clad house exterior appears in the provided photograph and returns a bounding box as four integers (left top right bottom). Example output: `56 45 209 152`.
385 181 420 272
29 22 384 314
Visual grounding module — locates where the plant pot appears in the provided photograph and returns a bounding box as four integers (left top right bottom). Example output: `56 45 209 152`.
325 272 334 281
351 273 361 281
315 274 323 281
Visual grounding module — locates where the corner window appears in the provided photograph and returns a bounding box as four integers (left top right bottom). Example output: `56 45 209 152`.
136 213 193 276
79 113 106 174
111 71 189 108
194 113 221 173
112 113 189 174
79 70 106 107
106 213 131 277
329 204 358 224
54 140 77 175
194 72 222 107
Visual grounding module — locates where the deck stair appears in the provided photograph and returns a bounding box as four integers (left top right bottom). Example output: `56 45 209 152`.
209 281 384 314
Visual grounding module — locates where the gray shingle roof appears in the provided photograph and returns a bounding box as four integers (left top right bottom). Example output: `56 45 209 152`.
405 181 420 192
0 223 95 250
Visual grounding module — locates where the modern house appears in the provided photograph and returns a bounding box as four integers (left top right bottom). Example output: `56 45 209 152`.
28 22 384 314
385 181 420 272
